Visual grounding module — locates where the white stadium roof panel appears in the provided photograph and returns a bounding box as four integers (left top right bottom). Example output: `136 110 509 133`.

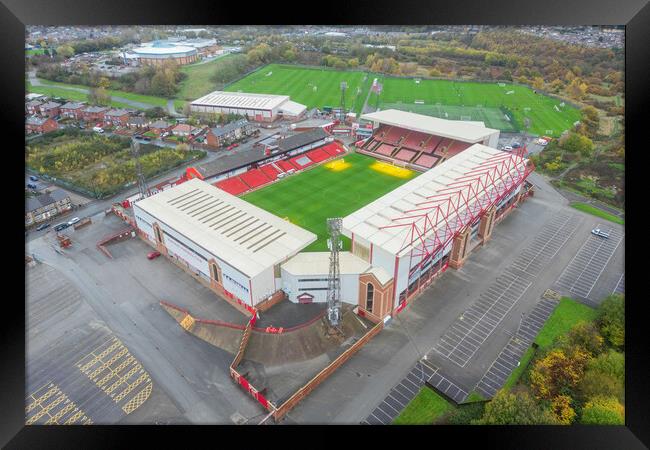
360 109 499 143
282 251 371 276
191 90 290 111
135 178 316 277
342 143 528 256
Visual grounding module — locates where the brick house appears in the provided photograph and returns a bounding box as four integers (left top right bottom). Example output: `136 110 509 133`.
126 116 151 130
81 106 109 123
205 119 254 147
26 116 58 134
25 189 72 226
149 120 172 135
26 99 44 115
38 101 61 119
103 109 131 127
60 102 86 120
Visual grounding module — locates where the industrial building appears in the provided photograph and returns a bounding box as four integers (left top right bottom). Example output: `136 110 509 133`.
190 91 306 122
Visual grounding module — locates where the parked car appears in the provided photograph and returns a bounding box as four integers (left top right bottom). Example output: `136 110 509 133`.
29 175 39 181
504 145 513 151
512 142 521 148
147 251 161 260
93 126 104 133
143 136 151 142
54 223 70 232
36 223 50 231
67 217 80 225
591 228 610 238
27 183 37 189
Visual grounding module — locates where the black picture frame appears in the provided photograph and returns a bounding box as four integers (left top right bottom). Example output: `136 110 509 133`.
4 0 647 447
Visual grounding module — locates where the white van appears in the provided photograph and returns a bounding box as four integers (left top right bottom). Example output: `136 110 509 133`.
93 126 104 133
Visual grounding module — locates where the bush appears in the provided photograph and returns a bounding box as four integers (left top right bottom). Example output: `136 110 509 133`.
598 294 624 348
443 401 485 425
556 322 605 356
578 369 624 402
580 396 624 425
475 390 556 425
587 350 624 381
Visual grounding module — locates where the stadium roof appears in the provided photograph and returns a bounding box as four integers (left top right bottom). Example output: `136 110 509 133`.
282 252 371 276
278 100 307 116
361 109 499 143
134 178 316 278
133 42 197 56
342 144 529 257
277 128 329 152
191 91 290 111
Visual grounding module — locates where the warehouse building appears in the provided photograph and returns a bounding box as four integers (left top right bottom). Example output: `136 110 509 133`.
133 178 316 309
190 91 306 122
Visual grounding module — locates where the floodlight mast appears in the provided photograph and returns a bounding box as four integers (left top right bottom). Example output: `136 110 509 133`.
339 82 347 121
326 218 343 327
132 139 149 201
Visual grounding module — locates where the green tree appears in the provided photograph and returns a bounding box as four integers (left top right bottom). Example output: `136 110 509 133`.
598 294 624 348
578 369 624 402
557 322 605 356
56 45 74 58
580 396 624 425
587 350 624 381
475 390 556 425
559 132 594 157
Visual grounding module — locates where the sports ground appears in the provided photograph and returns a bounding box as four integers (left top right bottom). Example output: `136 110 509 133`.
242 153 418 252
225 64 373 115
226 64 581 137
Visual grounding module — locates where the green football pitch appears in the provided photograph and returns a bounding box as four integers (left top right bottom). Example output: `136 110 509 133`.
226 64 581 137
225 64 373 114
371 76 581 136
241 153 418 252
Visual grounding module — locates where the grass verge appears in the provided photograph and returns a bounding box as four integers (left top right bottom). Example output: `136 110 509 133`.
535 297 598 350
393 387 453 425
570 202 624 225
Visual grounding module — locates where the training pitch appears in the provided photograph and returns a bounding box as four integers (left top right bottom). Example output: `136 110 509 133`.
242 153 418 252
226 64 581 137
225 64 372 114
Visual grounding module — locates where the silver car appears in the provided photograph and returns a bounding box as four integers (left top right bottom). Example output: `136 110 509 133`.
591 228 609 238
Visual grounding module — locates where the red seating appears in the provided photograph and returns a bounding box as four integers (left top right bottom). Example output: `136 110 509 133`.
421 135 443 154
260 164 280 180
276 160 297 172
402 131 429 149
394 148 416 162
307 148 329 163
375 143 397 157
215 177 249 196
323 142 345 157
414 153 439 168
383 126 406 145
290 154 314 169
240 169 271 189
434 138 453 156
445 140 472 158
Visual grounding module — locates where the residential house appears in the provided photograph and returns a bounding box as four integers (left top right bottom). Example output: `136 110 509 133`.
171 123 202 138
149 120 172 135
126 116 151 130
60 102 86 120
25 189 72 226
38 101 61 119
26 99 45 115
205 119 254 147
81 106 109 124
103 109 131 127
26 116 58 134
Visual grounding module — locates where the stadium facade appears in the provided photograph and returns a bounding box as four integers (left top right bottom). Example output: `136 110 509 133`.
130 41 199 66
190 91 307 122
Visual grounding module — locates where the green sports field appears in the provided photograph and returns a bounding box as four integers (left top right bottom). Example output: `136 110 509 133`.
241 153 418 252
225 64 372 115
371 76 581 136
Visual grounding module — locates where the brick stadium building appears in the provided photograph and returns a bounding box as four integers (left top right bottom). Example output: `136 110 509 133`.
358 109 500 172
131 41 199 66
190 91 306 123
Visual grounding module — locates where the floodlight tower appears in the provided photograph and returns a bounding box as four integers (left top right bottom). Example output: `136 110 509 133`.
326 217 343 328
132 139 149 201
339 81 347 121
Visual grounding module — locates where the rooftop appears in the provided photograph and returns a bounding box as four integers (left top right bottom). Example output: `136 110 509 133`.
277 128 329 152
191 91 290 111
26 189 69 213
281 251 371 276
209 119 250 137
342 144 529 256
134 178 317 278
361 109 499 143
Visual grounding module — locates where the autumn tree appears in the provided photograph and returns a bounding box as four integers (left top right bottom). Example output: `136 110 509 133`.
556 322 604 356
567 77 588 100
559 132 594 157
475 390 556 425
56 45 74 58
550 395 576 425
580 396 624 425
598 294 624 348
529 347 591 400
578 367 624 402
531 77 545 90
87 87 111 106
580 105 601 138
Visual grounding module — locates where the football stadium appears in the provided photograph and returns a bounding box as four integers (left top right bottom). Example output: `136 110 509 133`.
133 109 533 321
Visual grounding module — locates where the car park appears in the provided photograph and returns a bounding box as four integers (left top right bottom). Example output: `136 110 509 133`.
591 228 610 238
36 223 50 231
147 251 161 260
